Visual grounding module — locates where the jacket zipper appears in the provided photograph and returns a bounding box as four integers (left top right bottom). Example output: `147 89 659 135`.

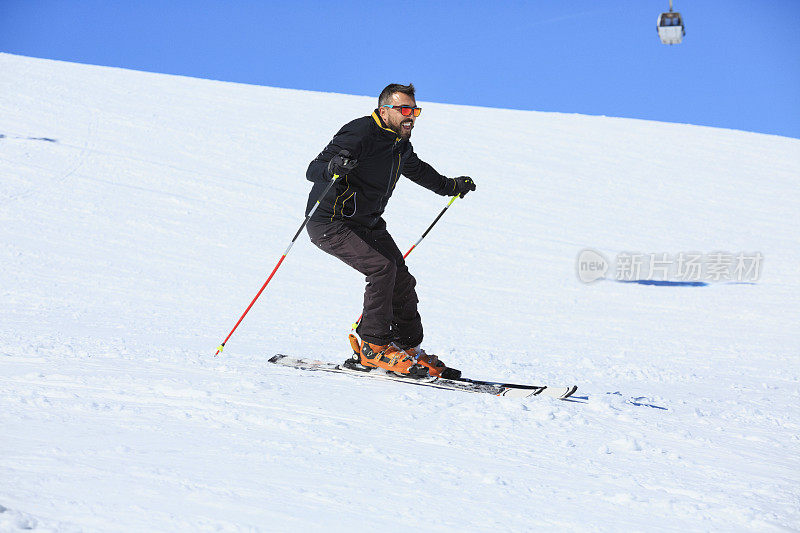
373 139 400 225
386 139 399 195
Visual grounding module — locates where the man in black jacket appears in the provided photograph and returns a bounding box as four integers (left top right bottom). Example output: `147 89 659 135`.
305 83 475 378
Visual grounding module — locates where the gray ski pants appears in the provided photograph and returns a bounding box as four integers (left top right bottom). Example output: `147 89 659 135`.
306 219 423 347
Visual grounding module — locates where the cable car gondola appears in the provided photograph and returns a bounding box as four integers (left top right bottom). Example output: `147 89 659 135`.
657 0 685 45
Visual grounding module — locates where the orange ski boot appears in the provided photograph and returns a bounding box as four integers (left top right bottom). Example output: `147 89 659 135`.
348 334 428 377
399 345 461 379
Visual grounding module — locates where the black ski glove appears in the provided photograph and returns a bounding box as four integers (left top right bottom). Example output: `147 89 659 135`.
327 149 358 179
451 176 476 198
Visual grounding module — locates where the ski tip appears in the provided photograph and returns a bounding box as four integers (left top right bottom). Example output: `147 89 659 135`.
536 385 579 400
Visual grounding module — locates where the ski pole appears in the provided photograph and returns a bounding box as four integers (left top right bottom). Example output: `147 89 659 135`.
351 194 458 331
215 174 341 356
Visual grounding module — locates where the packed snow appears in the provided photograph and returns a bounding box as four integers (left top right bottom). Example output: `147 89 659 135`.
1 53 799 532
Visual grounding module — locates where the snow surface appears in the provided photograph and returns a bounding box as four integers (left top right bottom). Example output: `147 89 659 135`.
1 53 799 532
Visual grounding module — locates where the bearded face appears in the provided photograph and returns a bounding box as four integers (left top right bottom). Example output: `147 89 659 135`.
379 92 417 140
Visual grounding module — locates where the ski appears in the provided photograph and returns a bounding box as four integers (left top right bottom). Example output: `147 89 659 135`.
268 355 578 400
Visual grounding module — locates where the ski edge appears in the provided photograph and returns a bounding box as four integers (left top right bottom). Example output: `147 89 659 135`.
268 355 577 400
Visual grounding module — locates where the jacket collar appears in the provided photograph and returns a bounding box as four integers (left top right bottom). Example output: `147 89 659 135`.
372 110 400 141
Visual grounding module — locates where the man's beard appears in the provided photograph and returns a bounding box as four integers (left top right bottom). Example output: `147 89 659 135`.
389 117 413 139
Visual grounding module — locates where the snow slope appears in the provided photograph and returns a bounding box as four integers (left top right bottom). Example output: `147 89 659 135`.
1 53 799 532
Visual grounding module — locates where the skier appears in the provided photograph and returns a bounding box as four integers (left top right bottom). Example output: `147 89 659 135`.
305 83 476 378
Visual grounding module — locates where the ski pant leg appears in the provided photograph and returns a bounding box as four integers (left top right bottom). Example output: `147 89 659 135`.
306 220 423 347
363 227 423 348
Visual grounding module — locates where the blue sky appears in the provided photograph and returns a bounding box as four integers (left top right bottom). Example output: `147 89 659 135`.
3 0 799 139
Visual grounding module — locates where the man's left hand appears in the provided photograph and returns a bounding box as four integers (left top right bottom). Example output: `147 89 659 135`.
452 176 476 198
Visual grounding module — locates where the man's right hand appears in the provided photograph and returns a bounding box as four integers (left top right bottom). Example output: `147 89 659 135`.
327 149 359 179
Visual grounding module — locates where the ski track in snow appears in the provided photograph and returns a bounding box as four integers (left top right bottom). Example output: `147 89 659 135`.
1 53 799 532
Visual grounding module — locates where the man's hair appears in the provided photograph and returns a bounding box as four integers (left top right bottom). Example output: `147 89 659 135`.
378 83 415 107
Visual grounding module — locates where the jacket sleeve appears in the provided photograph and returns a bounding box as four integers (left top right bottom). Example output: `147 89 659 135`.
306 119 367 184
401 145 457 196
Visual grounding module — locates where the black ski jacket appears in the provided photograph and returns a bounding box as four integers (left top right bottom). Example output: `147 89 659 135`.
305 111 457 228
